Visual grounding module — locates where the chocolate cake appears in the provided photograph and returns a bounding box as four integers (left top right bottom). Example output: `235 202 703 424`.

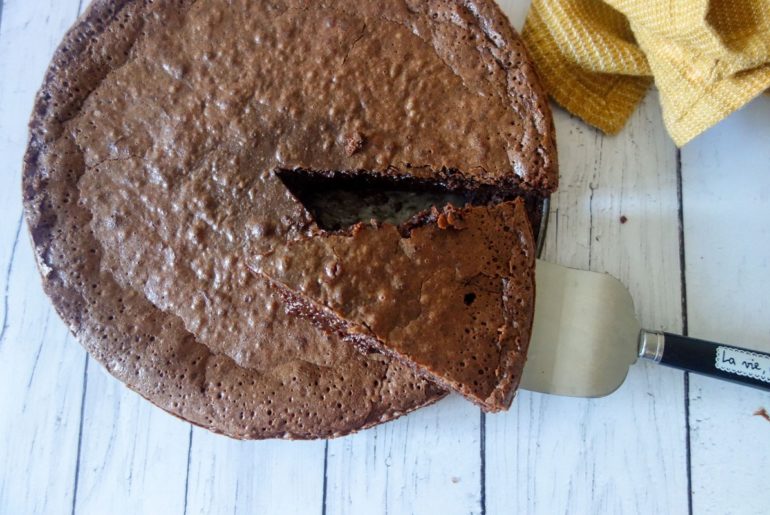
22 0 557 438
251 200 536 412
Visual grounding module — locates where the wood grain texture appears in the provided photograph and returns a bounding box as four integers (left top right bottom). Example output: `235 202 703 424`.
485 92 689 515
185 428 325 515
0 1 84 514
325 395 483 515
682 95 770 515
73 367 192 514
0 246 86 515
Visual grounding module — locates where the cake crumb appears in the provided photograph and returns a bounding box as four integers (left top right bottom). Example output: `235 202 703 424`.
754 408 770 423
344 131 366 156
435 206 465 230
620 215 628 224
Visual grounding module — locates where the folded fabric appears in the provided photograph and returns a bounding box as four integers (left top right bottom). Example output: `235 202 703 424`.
523 0 770 146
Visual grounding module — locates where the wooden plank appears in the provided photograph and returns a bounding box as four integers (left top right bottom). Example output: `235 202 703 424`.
485 92 690 514
185 428 325 515
0 1 85 514
0 245 87 515
325 395 483 515
682 95 770 515
73 368 192 514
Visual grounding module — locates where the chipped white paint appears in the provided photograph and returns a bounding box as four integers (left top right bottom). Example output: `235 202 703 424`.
0 0 767 514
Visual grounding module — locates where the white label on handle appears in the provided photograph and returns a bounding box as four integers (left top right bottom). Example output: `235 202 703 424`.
715 346 770 383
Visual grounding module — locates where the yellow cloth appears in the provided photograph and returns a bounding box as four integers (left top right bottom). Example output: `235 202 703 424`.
522 0 770 146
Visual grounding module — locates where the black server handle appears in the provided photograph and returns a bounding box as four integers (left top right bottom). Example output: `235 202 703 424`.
639 331 770 391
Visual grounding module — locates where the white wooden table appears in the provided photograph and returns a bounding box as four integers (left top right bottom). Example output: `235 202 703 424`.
2 1 769 514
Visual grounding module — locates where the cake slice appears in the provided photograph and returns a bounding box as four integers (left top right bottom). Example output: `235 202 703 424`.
248 199 536 412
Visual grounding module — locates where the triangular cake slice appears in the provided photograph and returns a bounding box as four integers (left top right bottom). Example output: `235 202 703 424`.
248 199 536 412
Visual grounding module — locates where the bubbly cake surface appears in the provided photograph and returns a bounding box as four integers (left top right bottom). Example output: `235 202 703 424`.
23 0 556 438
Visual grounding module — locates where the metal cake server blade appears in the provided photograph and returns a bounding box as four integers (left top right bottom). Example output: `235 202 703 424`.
521 260 770 397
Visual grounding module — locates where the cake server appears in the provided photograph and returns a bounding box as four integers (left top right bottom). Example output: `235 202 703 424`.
521 260 770 397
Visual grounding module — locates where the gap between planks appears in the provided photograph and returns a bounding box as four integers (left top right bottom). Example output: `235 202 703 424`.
676 148 694 515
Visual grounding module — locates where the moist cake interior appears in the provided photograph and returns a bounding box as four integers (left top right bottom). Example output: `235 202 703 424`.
277 168 546 237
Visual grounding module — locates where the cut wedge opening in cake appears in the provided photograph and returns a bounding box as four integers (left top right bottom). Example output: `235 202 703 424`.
277 169 466 229
249 177 537 412
276 168 547 242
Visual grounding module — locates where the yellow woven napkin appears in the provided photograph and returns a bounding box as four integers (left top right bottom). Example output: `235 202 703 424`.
522 0 770 146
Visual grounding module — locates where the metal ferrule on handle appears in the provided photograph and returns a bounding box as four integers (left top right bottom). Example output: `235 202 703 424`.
638 330 665 363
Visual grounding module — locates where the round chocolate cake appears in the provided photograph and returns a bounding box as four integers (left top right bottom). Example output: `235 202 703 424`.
23 0 557 439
